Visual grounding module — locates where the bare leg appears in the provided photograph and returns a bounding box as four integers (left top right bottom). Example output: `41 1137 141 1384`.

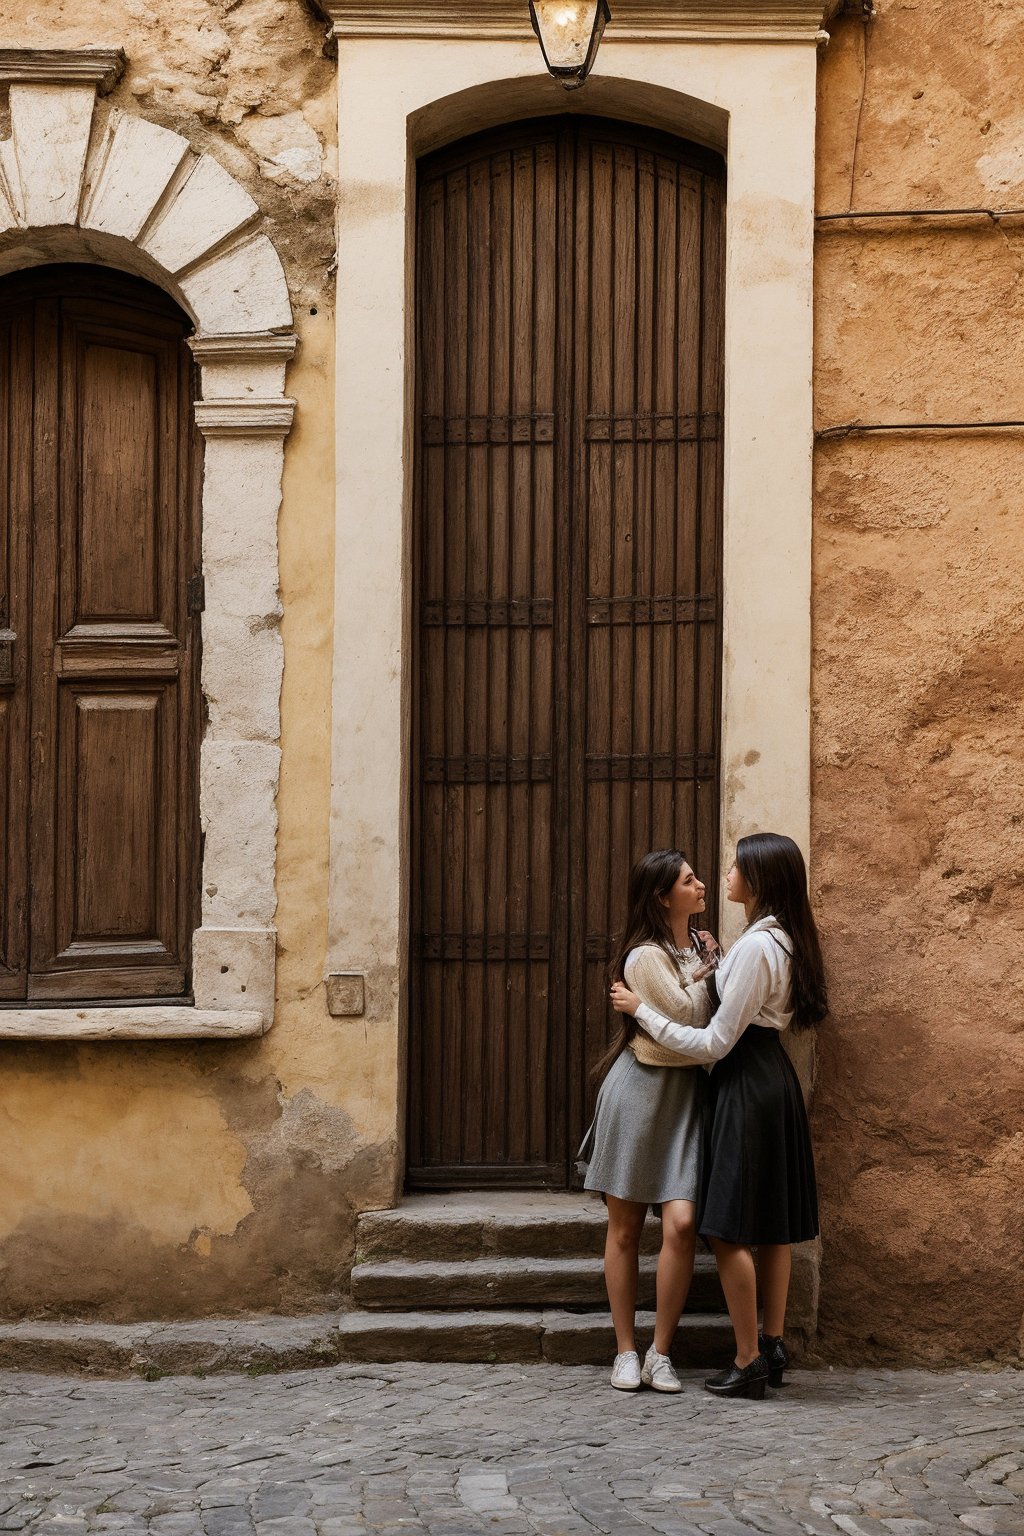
758 1243 791 1338
653 1199 697 1355
709 1238 760 1366
604 1195 648 1355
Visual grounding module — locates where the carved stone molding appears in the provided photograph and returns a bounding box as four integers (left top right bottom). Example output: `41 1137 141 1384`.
0 1008 264 1041
0 47 126 93
190 333 298 364
194 398 297 437
322 0 843 42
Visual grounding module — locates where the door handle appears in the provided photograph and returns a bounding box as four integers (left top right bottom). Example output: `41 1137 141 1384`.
0 629 15 685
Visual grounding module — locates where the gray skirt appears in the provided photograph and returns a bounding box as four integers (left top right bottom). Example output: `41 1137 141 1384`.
576 1049 705 1205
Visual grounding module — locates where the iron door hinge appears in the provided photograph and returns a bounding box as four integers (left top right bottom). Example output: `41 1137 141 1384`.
0 628 14 685
187 574 206 615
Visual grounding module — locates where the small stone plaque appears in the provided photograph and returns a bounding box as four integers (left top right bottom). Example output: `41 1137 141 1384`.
326 972 365 1017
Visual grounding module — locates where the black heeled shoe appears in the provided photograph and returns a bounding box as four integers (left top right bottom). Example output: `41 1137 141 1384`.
759 1332 790 1388
703 1354 769 1400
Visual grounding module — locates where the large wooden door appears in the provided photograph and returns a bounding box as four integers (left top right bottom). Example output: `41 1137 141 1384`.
409 119 724 1188
0 266 200 1003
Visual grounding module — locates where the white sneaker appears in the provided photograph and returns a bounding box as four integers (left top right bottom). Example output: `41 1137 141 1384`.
610 1350 642 1390
641 1343 682 1393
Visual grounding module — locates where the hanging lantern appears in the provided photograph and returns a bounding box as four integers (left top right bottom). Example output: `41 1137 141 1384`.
529 1 611 91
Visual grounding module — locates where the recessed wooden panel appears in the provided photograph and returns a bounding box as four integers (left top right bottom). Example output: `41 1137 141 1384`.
0 264 200 1005
65 691 163 941
410 120 724 1188
78 342 159 621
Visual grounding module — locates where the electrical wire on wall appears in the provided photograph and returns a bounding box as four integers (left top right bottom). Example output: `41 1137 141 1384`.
815 5 1024 443
817 207 1024 225
817 419 1024 440
846 0 877 212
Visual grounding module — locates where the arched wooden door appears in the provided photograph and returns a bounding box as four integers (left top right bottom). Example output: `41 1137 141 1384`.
409 118 725 1188
0 265 200 1004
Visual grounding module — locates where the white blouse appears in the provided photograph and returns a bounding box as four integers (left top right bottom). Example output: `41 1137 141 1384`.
634 915 794 1064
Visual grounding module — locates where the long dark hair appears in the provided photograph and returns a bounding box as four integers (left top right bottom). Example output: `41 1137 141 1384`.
736 832 828 1030
593 849 688 1082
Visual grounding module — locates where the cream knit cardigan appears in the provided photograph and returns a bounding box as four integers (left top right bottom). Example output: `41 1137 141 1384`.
623 944 711 1069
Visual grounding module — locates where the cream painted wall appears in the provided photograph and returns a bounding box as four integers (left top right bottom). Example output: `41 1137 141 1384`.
328 33 819 1179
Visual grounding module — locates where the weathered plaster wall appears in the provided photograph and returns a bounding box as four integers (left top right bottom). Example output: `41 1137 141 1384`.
0 0 398 1320
2 0 1019 1361
812 0 1024 1362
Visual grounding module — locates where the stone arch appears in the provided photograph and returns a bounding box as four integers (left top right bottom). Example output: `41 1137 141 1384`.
0 47 297 1041
407 71 730 160
0 50 291 334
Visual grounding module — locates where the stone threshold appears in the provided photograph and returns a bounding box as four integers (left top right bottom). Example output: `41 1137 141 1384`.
0 1316 343 1379
0 1309 733 1379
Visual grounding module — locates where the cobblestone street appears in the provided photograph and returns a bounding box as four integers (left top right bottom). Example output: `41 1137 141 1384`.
0 1365 1021 1536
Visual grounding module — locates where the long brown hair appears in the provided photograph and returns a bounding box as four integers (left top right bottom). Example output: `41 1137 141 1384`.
592 849 688 1083
736 832 828 1030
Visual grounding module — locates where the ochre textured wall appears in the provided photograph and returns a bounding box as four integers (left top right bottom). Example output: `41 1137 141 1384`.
0 0 398 1321
811 0 1024 1362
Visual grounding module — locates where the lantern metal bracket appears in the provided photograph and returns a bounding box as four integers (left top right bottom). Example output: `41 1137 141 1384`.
528 1 611 90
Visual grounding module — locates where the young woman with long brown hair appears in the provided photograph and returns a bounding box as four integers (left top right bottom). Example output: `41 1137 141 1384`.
611 832 827 1400
577 849 718 1393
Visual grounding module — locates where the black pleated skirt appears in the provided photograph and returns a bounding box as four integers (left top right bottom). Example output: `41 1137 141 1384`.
697 1024 819 1246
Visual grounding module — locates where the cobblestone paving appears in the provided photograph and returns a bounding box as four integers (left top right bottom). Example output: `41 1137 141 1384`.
0 1366 1021 1536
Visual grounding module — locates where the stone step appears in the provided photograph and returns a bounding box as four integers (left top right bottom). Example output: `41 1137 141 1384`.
351 1252 725 1312
355 1194 819 1332
336 1308 735 1366
356 1191 664 1262
0 1315 346 1378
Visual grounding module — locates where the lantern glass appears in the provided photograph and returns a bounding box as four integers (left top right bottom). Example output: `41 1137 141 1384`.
529 0 610 88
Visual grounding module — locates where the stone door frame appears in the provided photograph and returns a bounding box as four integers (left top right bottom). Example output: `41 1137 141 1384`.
0 47 296 1040
322 0 836 1194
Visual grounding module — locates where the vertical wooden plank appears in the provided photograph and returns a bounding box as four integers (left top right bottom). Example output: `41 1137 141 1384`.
414 172 447 1170
578 132 611 1119
460 153 492 1169
505 143 535 1166
652 156 678 795
697 171 726 901
27 294 59 987
529 138 557 1165
441 165 469 1166
676 166 705 868
0 303 31 995
483 149 512 1170
635 147 656 863
545 123 576 1177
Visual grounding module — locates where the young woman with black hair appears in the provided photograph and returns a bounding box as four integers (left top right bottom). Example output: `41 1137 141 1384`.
610 832 827 1401
577 849 719 1394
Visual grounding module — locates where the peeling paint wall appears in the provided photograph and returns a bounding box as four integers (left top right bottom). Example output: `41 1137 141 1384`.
812 0 1024 1362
